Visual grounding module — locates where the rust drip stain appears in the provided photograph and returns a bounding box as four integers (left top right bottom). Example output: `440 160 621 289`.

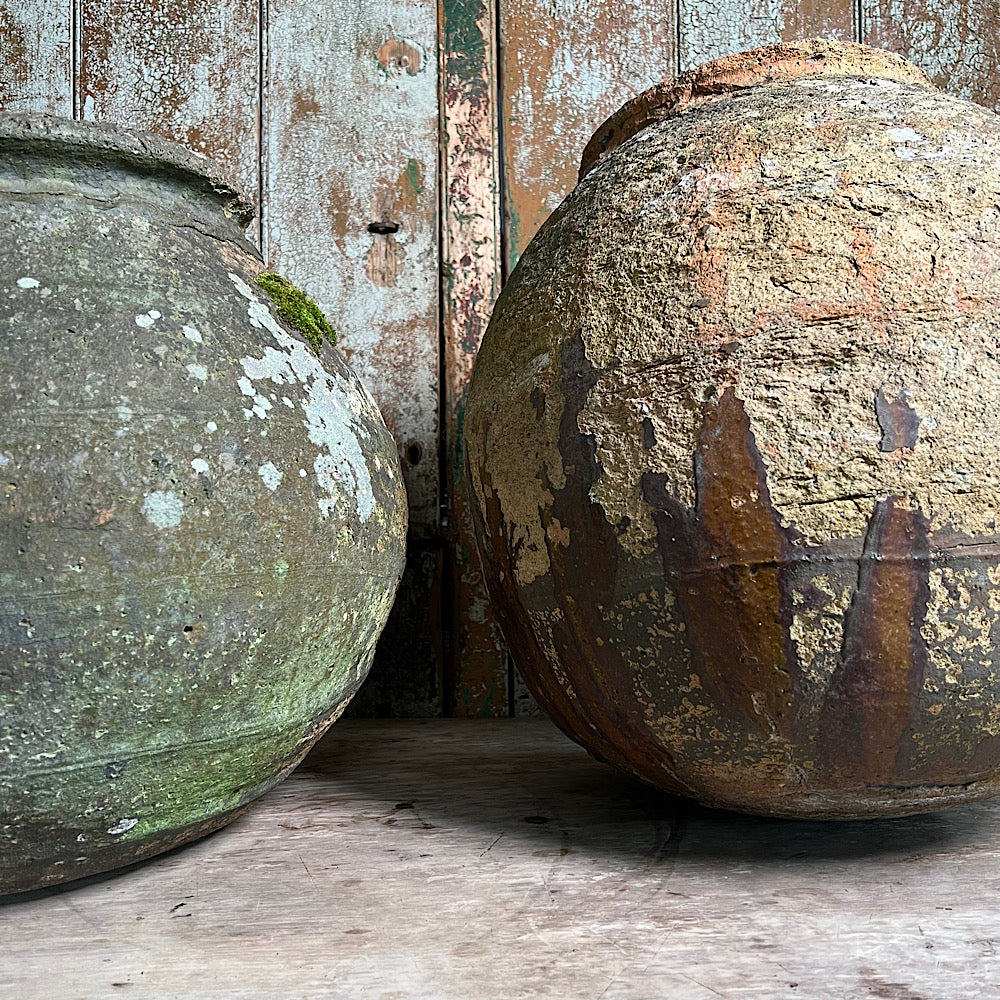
292 91 322 121
820 499 931 785
0 17 30 104
365 186 403 288
488 332 693 791
643 388 797 739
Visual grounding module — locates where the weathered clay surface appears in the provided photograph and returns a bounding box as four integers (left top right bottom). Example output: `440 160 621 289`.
466 40 1000 818
0 115 407 892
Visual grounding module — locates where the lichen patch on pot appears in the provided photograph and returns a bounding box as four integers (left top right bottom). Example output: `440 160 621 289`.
141 490 184 529
135 309 161 328
229 272 377 524
258 461 283 492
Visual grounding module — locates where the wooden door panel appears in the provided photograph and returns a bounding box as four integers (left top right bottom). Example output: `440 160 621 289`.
679 0 856 71
265 0 440 534
77 0 260 226
0 2 72 115
863 1 1000 109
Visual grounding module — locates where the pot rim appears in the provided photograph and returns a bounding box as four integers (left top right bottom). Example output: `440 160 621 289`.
0 113 255 227
579 39 934 180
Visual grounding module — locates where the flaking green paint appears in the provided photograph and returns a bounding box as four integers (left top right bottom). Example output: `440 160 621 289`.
443 0 489 102
254 272 337 354
404 157 425 197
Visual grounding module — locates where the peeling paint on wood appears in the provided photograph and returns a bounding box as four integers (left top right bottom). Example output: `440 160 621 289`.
264 0 441 715
0 3 72 115
679 0 856 72
499 1 679 268
265 0 439 534
76 0 260 229
863 0 1000 109
440 0 508 715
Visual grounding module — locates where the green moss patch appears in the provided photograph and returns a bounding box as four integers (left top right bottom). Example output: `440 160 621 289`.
255 272 337 354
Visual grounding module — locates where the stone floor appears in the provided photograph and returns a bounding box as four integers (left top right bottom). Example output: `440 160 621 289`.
3 718 999 999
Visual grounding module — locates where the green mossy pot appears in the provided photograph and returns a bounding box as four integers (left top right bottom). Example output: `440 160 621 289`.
467 40 1000 819
0 115 407 893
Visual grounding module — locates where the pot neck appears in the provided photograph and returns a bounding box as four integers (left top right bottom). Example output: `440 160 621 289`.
579 40 934 180
0 114 255 231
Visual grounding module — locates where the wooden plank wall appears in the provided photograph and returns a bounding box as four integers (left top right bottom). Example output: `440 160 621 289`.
3 1 1000 715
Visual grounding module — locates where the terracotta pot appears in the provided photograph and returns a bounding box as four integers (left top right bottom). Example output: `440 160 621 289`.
0 115 407 892
466 40 1000 818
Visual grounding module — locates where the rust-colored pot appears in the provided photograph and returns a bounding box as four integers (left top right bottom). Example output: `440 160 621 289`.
466 40 1000 818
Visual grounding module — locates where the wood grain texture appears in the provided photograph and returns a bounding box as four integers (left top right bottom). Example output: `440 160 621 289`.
440 0 508 715
265 0 440 534
679 0 857 71
262 0 440 715
4 718 1000 998
77 0 260 219
0 2 72 114
499 1 678 268
863 0 1000 109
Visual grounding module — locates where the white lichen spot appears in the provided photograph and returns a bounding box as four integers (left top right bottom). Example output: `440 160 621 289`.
182 325 204 343
258 461 283 492
887 126 924 144
16 277 40 289
186 363 208 382
228 272 378 522
191 458 210 475
282 396 295 408
106 817 138 836
299 468 307 477
141 490 184 528
135 310 160 328
238 376 255 396
205 421 218 433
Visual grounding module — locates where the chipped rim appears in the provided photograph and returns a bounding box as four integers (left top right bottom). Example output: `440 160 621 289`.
0 113 255 227
579 39 935 180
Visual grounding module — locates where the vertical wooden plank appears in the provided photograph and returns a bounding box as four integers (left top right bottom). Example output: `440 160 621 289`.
679 1 857 72
500 3 679 269
440 0 507 715
76 2 260 219
266 0 441 714
0 2 72 114
863 1 1000 109
266 0 439 533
